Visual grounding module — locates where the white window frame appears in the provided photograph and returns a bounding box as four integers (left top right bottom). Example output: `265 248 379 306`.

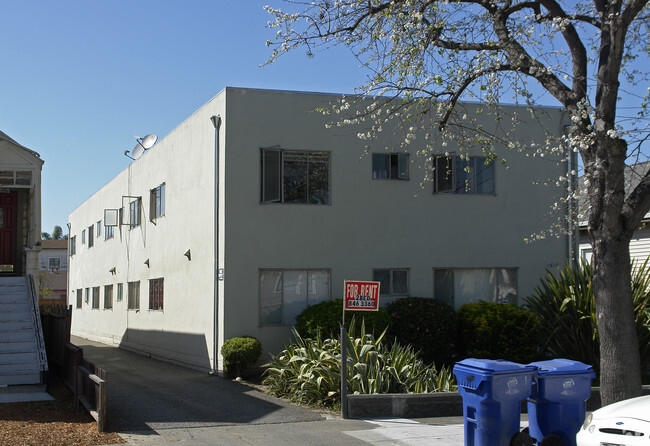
433 267 518 309
260 148 331 204
373 268 409 296
259 269 331 326
434 155 495 195
150 183 165 220
372 153 409 180
127 281 140 310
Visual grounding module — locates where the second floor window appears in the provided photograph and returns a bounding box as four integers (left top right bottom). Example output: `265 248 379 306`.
372 153 408 180
261 149 330 204
434 156 495 195
150 184 165 220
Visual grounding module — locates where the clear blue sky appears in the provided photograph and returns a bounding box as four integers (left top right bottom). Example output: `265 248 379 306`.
1 2 647 235
0 1 366 234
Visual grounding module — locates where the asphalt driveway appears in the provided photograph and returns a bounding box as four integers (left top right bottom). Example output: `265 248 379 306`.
71 337 326 433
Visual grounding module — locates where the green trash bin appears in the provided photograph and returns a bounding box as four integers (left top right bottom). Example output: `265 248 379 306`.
454 358 537 446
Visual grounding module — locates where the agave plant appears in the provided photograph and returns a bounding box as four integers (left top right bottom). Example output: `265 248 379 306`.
263 317 456 407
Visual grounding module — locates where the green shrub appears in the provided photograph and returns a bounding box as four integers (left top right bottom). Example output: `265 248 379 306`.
526 259 650 382
295 299 392 339
386 297 457 367
263 318 456 408
457 301 541 364
221 336 262 378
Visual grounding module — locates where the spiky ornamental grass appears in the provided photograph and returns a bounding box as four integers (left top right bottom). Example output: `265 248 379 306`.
526 258 650 380
262 318 456 408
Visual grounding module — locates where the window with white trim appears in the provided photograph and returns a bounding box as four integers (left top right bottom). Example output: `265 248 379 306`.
373 269 409 296
92 286 100 309
84 287 89 304
433 268 517 310
259 269 330 325
96 221 101 238
434 156 495 194
88 225 94 248
70 236 76 255
76 289 82 308
116 283 123 302
127 281 140 310
150 184 165 220
372 153 408 180
81 230 86 245
104 284 113 309
261 149 330 204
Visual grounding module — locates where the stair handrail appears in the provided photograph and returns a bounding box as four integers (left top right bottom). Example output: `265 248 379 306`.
27 274 49 373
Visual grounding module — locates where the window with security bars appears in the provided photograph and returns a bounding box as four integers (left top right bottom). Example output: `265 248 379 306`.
261 149 330 204
127 281 140 310
149 278 164 310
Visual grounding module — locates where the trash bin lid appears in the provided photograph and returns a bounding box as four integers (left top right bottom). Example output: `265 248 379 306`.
455 358 537 374
530 358 595 376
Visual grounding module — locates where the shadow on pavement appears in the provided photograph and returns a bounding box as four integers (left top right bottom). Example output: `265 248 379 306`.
73 337 323 434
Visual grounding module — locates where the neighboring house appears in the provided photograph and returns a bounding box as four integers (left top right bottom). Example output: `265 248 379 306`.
68 87 570 373
0 130 43 277
38 239 68 306
0 130 48 388
579 162 650 266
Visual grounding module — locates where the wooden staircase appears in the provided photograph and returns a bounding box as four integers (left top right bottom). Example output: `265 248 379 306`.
0 276 48 386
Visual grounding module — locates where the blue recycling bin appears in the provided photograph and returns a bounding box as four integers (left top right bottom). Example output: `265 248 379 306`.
454 359 537 446
527 359 595 446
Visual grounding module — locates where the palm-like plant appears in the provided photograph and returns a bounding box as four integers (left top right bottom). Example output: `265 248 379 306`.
526 258 650 381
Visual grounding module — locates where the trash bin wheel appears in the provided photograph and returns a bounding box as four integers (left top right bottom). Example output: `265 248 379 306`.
540 434 564 446
510 428 534 446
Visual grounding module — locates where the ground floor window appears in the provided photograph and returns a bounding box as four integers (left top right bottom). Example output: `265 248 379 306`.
127 281 140 310
259 269 330 325
104 284 113 309
373 269 409 296
433 268 517 310
149 278 164 310
92 286 100 309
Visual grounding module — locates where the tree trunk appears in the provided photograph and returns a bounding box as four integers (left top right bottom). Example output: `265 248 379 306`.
589 152 641 405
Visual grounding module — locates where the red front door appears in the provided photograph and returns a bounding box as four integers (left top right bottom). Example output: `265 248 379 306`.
0 191 17 273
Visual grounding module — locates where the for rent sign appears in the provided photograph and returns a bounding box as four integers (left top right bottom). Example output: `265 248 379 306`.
344 280 381 311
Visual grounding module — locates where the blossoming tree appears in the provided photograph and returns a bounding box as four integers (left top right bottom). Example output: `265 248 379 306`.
265 0 649 404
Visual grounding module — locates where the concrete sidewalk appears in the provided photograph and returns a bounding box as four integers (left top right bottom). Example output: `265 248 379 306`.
75 337 474 445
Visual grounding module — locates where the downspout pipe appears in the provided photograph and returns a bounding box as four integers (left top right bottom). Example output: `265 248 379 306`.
209 114 222 375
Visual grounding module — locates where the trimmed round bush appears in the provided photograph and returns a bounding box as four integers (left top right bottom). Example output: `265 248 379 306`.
386 297 457 367
457 301 541 364
295 299 392 339
221 336 262 378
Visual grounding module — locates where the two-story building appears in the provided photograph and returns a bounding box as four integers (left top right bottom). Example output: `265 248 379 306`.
68 87 570 373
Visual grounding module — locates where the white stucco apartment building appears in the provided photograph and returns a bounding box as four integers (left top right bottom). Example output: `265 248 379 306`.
68 87 570 373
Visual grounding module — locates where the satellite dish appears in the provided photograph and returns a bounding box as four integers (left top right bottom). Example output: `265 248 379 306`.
125 133 157 161
132 143 145 159
139 134 157 149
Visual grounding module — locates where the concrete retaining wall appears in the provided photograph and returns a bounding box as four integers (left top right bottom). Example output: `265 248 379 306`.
346 386 650 419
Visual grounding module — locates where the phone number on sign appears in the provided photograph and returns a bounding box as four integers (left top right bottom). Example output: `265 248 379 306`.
347 299 376 308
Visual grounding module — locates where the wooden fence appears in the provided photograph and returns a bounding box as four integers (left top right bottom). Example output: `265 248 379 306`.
39 305 107 432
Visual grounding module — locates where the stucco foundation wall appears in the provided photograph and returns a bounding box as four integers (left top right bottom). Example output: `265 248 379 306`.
69 94 225 371
219 88 569 359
